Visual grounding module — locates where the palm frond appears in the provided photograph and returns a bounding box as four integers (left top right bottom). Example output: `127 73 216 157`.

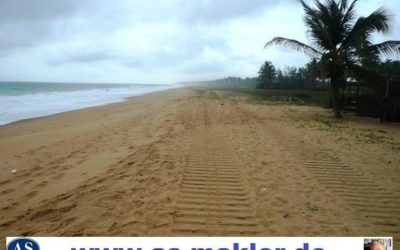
364 8 390 33
354 8 390 35
342 0 358 25
339 0 349 11
301 0 335 50
341 7 390 51
369 41 400 55
299 0 312 14
326 0 347 46
265 37 322 58
305 19 333 50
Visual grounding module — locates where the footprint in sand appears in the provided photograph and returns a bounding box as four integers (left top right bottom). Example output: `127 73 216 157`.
33 171 45 177
36 181 48 188
49 165 59 170
58 204 76 213
51 172 65 181
0 188 15 195
29 208 55 220
96 193 124 208
23 179 33 184
56 193 72 201
76 158 87 164
0 219 16 228
161 161 174 170
0 179 11 185
1 205 13 211
24 190 38 198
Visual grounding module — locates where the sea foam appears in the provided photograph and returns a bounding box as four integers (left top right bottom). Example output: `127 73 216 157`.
0 83 177 125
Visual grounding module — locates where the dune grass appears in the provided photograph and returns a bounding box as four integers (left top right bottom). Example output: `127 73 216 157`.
195 88 330 108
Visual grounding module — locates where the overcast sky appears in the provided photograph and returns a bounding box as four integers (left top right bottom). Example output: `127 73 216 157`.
0 0 399 84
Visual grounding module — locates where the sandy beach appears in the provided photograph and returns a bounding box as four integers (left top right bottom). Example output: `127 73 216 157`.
0 88 399 241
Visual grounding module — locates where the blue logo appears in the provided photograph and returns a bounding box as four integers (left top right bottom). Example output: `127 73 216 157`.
7 238 40 250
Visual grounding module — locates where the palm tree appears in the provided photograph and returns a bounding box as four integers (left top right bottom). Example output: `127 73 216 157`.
265 0 400 117
304 59 323 88
258 61 276 89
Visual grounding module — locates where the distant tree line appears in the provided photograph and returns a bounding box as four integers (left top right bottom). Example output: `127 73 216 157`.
257 60 329 90
258 59 400 90
190 77 259 89
257 58 400 121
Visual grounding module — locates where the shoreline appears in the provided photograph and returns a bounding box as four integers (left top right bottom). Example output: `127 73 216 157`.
0 85 181 127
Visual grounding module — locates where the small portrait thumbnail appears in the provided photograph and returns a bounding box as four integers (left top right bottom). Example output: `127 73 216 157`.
363 238 392 250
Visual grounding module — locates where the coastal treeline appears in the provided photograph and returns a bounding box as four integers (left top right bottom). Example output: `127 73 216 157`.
257 59 400 121
257 60 328 90
189 77 259 89
264 0 400 121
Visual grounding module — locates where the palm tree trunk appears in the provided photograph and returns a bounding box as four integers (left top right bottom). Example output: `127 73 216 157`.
331 81 343 118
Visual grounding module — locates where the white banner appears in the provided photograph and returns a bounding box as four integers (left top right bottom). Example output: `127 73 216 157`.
5 237 393 250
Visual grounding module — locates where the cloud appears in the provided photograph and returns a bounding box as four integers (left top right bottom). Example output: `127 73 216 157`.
0 0 80 23
0 0 398 83
0 0 82 51
51 50 115 65
178 0 285 23
0 0 287 52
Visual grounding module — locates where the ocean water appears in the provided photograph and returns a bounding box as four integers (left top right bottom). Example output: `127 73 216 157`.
0 82 177 125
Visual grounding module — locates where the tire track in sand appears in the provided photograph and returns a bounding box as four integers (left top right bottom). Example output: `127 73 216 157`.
172 100 261 235
233 103 400 241
299 149 400 239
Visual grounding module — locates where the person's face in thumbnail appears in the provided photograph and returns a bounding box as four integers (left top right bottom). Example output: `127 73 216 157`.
370 242 384 250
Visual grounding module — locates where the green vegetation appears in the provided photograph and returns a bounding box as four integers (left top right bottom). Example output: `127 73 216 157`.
258 61 276 89
189 77 259 90
258 59 327 91
255 58 400 121
265 0 400 118
242 89 330 107
197 88 330 108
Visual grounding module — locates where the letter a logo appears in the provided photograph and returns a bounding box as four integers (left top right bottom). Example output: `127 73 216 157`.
7 238 40 250
14 243 22 250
